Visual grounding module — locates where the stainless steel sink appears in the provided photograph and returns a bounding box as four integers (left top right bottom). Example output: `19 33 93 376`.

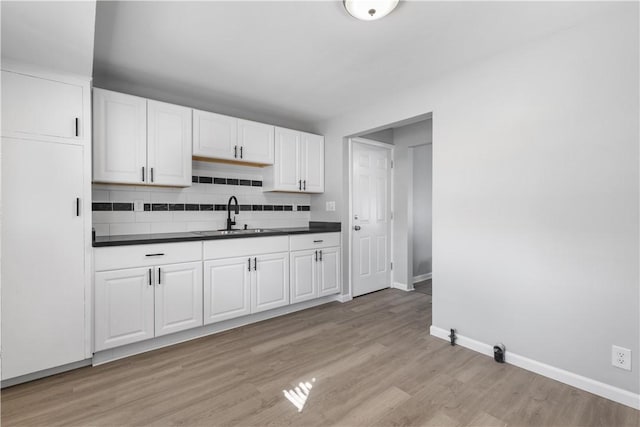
194 229 273 236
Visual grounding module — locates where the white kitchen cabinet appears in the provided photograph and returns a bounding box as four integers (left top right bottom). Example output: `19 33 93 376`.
272 127 301 192
237 119 274 164
147 100 192 186
290 234 341 303
301 132 325 193
94 242 203 351
264 127 324 193
92 89 147 184
92 88 192 187
290 249 318 304
155 262 203 337
94 267 155 352
204 256 252 324
252 252 289 313
318 247 341 297
1 70 84 143
2 137 88 380
193 109 237 161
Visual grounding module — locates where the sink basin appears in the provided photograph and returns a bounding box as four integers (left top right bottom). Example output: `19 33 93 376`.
195 229 273 236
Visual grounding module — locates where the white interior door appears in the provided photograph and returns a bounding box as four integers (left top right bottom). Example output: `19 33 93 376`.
352 140 392 297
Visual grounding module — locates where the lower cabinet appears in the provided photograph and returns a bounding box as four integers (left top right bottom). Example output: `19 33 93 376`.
203 251 289 325
95 261 202 351
291 246 341 304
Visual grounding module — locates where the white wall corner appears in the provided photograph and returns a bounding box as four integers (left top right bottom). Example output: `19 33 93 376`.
413 273 432 283
392 282 414 292
429 326 640 411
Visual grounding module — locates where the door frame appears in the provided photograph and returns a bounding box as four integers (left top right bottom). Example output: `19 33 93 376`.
347 137 395 298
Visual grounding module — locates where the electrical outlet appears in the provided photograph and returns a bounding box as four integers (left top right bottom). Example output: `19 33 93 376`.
134 200 144 212
612 345 631 371
326 201 335 212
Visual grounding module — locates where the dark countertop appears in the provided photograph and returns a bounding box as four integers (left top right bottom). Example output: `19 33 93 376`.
93 222 341 247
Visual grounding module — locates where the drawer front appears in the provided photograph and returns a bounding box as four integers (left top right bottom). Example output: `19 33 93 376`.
204 236 288 260
95 242 202 271
289 233 340 251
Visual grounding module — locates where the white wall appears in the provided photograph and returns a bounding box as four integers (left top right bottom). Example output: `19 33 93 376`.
313 5 639 396
412 143 432 278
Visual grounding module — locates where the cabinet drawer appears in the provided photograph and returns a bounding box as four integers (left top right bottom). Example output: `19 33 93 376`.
204 236 288 260
95 242 202 271
289 233 340 251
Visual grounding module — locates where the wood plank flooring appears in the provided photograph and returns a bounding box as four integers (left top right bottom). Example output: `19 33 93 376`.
2 289 638 426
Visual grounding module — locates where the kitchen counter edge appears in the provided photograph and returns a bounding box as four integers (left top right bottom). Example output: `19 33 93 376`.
93 222 341 247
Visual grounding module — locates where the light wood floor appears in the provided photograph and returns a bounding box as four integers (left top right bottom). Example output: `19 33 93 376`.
2 289 638 426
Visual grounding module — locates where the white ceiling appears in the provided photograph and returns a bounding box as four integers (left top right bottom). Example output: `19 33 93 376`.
1 1 96 78
98 2 613 126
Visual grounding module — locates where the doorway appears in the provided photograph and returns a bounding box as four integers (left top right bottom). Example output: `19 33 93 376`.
349 116 432 299
349 138 393 297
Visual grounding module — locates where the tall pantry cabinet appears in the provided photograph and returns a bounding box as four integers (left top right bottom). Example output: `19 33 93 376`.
1 68 92 381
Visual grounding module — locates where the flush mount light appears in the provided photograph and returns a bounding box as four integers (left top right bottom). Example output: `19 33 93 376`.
344 0 399 21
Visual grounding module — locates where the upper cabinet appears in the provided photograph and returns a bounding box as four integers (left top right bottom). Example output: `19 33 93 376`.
263 127 324 193
237 119 274 164
147 100 192 186
2 70 85 144
93 88 192 187
193 111 274 165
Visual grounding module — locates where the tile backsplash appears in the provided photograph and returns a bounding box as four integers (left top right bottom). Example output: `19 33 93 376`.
92 161 311 236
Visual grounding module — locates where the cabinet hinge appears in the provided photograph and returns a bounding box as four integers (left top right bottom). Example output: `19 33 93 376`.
391 160 394 169
390 262 393 270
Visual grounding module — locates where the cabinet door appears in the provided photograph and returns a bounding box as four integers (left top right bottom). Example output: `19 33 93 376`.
318 247 341 297
301 132 324 193
193 109 237 161
252 252 289 313
155 262 203 337
290 249 318 304
2 70 84 143
273 127 301 192
93 88 147 184
1 139 86 379
147 100 192 187
94 267 154 352
204 257 251 324
237 119 274 164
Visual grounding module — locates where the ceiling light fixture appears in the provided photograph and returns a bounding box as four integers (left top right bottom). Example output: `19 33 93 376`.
344 0 399 21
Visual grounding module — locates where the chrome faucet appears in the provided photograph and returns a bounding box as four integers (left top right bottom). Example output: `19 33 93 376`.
226 196 239 231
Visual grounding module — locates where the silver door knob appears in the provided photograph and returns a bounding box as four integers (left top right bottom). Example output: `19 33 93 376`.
354 225 361 231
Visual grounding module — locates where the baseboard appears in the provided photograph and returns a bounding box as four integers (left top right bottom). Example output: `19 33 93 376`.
430 326 640 410
1 359 92 388
334 294 353 303
413 273 432 283
93 296 339 366
391 282 414 292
